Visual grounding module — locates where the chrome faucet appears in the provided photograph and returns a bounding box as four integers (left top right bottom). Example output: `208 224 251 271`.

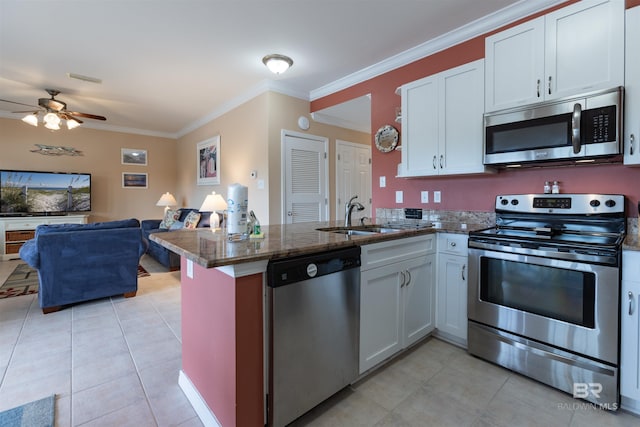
345 195 365 227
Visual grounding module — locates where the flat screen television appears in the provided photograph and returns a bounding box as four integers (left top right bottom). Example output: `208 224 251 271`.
0 169 91 216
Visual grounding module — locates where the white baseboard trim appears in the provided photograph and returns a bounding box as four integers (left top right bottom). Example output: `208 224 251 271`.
179 370 222 427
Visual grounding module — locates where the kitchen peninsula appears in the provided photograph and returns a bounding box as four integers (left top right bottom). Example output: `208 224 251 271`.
150 220 476 427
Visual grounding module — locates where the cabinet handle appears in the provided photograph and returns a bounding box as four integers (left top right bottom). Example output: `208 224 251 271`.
405 269 412 286
536 79 541 98
631 134 635 156
548 76 552 95
432 155 437 170
629 291 634 316
450 242 456 247
462 264 466 281
400 271 406 287
439 155 444 169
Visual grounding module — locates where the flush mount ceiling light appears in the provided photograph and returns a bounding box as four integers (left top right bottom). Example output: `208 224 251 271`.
262 54 293 74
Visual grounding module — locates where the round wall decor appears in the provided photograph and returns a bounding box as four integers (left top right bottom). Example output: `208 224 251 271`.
374 125 399 153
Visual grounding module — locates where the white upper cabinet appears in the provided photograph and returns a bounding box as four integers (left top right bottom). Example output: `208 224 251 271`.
485 0 624 112
485 17 545 111
399 59 489 177
624 6 640 165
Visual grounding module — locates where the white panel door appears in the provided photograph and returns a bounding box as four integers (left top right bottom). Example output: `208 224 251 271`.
336 140 371 222
283 132 328 224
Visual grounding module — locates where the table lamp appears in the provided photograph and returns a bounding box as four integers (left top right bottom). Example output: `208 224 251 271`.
199 191 228 230
156 192 177 214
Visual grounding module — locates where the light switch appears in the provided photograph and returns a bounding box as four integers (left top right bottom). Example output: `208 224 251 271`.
396 191 403 203
434 191 441 203
379 176 386 188
421 191 429 203
187 259 194 279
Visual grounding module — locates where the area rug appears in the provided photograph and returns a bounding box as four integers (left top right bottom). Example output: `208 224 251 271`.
0 264 151 300
0 263 38 299
0 394 55 427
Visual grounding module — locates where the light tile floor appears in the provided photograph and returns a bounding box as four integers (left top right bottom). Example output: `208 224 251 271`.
1 256 639 426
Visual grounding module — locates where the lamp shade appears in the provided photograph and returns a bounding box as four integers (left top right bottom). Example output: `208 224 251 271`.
156 192 177 207
199 192 227 212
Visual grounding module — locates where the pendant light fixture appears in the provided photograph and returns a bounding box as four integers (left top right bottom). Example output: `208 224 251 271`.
262 54 293 74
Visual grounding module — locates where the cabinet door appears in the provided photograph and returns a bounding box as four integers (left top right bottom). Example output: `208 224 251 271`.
400 76 439 177
624 6 640 165
440 59 486 175
437 254 468 343
621 251 640 401
484 17 544 112
545 0 624 100
360 265 403 373
402 254 436 348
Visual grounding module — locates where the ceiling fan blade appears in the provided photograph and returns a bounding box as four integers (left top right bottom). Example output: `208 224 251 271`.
68 111 106 121
11 110 39 114
60 113 84 124
0 98 39 108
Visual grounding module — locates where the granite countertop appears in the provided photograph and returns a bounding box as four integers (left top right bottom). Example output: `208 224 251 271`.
624 233 640 251
150 220 486 268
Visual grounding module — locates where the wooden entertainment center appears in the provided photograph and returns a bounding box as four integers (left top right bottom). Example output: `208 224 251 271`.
0 215 88 261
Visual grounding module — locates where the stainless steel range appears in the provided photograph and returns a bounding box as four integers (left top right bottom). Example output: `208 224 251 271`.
468 194 626 408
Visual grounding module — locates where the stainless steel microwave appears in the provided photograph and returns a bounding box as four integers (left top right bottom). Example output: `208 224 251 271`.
484 87 623 167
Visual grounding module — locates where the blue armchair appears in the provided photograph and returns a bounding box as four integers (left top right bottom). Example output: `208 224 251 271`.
19 218 148 314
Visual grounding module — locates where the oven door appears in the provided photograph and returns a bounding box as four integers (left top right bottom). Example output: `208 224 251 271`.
468 247 619 364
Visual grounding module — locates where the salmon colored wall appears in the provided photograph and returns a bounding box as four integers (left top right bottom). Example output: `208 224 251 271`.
310 1 640 217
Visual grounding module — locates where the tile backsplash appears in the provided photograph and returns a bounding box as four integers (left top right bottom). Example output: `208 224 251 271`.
375 208 495 229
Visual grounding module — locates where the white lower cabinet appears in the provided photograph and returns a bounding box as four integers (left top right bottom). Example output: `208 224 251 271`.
436 233 468 347
621 250 640 414
359 235 435 374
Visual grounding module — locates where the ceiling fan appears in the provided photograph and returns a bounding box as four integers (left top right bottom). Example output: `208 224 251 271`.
0 89 106 130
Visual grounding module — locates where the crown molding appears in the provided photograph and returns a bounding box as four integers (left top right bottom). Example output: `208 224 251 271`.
310 0 566 101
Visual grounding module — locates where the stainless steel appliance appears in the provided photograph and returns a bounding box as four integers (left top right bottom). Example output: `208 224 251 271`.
484 87 623 167
468 194 626 408
267 247 361 427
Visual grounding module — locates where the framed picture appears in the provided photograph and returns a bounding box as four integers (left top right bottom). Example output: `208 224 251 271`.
122 172 148 188
121 148 147 165
197 136 220 185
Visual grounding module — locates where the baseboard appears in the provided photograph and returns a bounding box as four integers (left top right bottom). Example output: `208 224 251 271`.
179 370 222 427
621 395 640 416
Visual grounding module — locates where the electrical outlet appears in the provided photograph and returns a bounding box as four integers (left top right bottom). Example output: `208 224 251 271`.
379 176 386 188
434 191 441 203
421 191 429 203
395 191 403 203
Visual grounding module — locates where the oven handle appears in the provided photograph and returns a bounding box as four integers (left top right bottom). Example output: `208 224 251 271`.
487 325 616 376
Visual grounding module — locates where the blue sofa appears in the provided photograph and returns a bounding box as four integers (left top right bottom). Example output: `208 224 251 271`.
141 208 211 270
19 218 148 314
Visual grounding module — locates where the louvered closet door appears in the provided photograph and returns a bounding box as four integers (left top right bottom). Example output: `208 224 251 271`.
283 133 328 224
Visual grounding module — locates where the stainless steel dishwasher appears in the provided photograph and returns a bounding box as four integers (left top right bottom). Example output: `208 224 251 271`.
267 246 361 427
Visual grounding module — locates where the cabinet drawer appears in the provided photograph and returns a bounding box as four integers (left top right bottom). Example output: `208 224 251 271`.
623 251 640 281
6 230 35 242
5 242 25 254
361 234 435 271
438 233 468 255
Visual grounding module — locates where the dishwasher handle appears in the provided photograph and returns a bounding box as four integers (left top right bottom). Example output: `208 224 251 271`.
267 246 361 288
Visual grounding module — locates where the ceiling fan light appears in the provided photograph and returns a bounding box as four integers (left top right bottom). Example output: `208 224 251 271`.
66 118 81 129
43 112 61 125
44 121 60 130
22 113 38 127
262 54 293 74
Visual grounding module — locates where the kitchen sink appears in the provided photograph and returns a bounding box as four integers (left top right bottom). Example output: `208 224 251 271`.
316 225 403 235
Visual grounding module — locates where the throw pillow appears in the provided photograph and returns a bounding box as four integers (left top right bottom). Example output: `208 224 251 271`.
169 221 184 230
184 211 202 229
159 209 180 229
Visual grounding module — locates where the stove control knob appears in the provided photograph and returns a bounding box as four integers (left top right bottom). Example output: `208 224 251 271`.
605 199 616 208
511 199 519 206
590 199 601 207
500 199 509 206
